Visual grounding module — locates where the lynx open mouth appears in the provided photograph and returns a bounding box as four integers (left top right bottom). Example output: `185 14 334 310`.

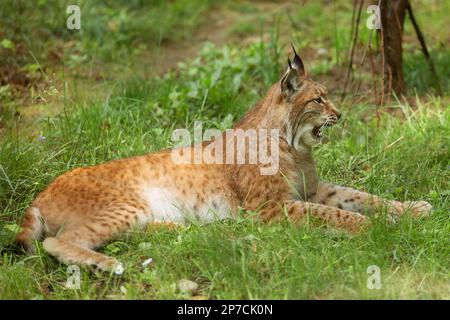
312 122 334 139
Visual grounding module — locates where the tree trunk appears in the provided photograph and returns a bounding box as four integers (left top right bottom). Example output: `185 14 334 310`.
380 0 408 96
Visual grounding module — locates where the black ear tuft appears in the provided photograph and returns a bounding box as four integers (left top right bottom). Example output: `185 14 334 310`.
290 43 306 76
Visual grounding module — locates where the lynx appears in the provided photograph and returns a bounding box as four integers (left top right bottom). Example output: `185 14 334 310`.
15 45 431 274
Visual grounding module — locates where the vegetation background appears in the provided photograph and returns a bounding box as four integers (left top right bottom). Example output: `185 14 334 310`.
0 0 448 299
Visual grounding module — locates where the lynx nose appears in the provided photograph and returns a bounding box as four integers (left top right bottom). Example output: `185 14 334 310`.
328 109 341 121
327 104 341 121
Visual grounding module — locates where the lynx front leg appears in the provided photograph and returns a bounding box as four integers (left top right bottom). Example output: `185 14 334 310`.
258 200 368 233
313 182 432 217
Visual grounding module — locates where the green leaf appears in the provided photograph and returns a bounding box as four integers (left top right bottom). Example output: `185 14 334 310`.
106 243 120 254
21 63 41 73
4 223 21 233
1 39 14 50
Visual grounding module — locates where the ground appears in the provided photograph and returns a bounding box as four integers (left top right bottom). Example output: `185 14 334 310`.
0 0 448 299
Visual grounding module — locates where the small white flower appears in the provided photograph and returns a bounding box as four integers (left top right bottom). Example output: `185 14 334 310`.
142 258 153 267
113 262 124 275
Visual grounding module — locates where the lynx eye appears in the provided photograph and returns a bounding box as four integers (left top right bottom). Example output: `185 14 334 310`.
313 97 322 104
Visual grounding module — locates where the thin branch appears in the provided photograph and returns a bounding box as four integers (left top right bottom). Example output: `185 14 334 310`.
406 0 442 95
349 0 358 48
379 0 386 107
341 0 364 102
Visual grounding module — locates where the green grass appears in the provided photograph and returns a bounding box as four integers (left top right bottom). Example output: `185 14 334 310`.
0 0 221 132
1 0 449 300
0 0 217 62
0 41 449 299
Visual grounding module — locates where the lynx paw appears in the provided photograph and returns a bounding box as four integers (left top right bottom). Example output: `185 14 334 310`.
96 258 124 275
402 201 432 217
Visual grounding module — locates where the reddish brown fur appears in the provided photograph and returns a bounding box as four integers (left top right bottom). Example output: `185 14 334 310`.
15 49 431 273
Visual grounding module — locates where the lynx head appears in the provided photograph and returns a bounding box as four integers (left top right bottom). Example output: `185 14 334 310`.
277 44 341 150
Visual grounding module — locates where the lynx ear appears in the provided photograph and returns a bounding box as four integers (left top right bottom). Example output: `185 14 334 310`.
281 58 299 94
290 43 306 76
281 44 306 96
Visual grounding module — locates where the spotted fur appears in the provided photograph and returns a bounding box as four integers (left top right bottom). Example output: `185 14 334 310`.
15 47 432 273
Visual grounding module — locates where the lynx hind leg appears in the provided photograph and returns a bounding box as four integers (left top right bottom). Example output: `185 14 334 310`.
43 216 134 274
42 202 146 274
43 224 125 274
43 236 124 274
